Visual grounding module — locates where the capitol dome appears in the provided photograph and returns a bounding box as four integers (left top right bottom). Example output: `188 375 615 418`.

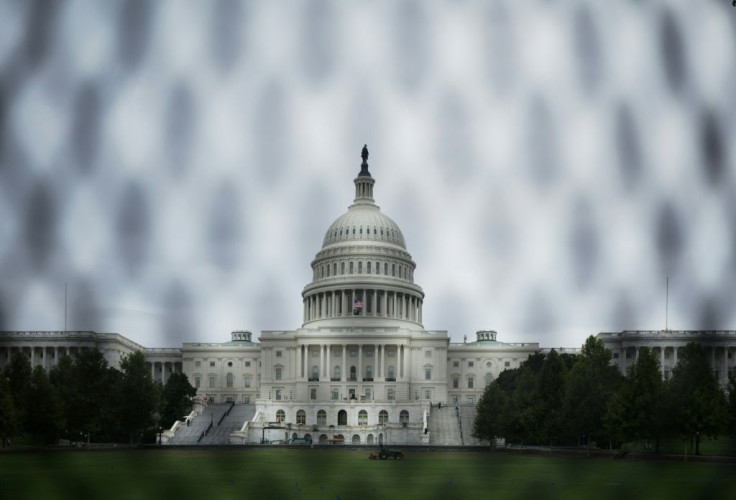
301 147 424 329
322 204 406 250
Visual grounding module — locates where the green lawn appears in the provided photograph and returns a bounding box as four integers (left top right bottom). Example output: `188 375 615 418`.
1 448 735 500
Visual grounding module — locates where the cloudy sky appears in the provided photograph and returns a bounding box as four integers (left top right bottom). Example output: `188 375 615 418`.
1 0 735 349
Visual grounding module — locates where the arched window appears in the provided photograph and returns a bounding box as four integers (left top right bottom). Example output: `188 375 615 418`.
276 410 285 423
341 262 345 274
317 410 327 426
338 410 347 426
296 410 306 425
365 365 372 379
358 262 362 273
384 263 388 275
333 263 337 275
399 410 409 423
349 262 354 274
392 264 396 276
378 410 388 424
376 262 380 274
358 410 368 426
226 372 233 388
367 262 372 274
350 366 356 381
326 265 330 277
485 373 493 387
334 365 341 379
387 366 395 379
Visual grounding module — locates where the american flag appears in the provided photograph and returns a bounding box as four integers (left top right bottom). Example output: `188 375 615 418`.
353 298 363 310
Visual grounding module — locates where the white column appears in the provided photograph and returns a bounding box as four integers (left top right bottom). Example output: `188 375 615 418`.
358 345 363 381
660 347 665 378
327 344 332 379
319 344 324 379
373 289 378 316
342 345 347 381
418 301 422 323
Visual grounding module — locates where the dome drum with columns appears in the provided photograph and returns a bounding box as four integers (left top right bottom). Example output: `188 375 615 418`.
302 151 424 328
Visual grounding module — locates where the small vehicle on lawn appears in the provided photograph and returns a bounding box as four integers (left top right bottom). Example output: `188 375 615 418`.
369 445 404 460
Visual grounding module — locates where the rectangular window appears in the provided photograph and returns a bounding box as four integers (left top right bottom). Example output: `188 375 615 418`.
392 264 396 276
209 376 216 389
313 351 319 357
387 389 395 401
275 389 282 401
276 351 282 357
326 265 330 277
275 367 282 380
243 395 250 404
245 361 251 367
244 376 251 388
387 350 395 357
424 390 431 400
195 361 201 367
425 350 431 358
310 388 317 400
453 361 459 367
504 361 510 367
358 262 362 273
466 396 474 405
194 376 201 388
425 369 431 380
350 350 357 357
365 388 372 400
210 361 215 367
384 263 388 275
349 262 354 274
331 389 339 401
468 361 474 367
452 378 459 389
367 262 372 274
468 378 474 389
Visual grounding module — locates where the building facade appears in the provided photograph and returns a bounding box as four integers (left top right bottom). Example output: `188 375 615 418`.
2 151 736 445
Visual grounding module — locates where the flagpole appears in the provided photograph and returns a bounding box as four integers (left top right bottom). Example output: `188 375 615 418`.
64 282 68 332
665 277 669 331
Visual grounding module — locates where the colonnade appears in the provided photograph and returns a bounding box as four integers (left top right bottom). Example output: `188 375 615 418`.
294 343 408 382
0 345 84 370
146 361 183 384
304 289 422 323
619 345 733 384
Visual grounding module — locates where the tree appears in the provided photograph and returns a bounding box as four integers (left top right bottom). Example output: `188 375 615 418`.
27 366 64 444
5 352 32 431
0 368 20 447
56 349 118 444
473 382 507 446
537 349 568 447
728 371 736 439
119 351 160 444
564 336 622 452
160 372 197 430
667 343 727 455
604 347 663 451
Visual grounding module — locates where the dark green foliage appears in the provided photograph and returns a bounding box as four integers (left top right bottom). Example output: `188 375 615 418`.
666 343 727 455
604 347 663 448
5 352 32 429
119 351 160 444
160 372 197 430
0 368 20 446
27 366 63 444
563 336 622 450
728 371 736 437
537 350 567 446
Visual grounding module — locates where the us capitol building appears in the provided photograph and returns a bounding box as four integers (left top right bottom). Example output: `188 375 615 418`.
2 148 735 446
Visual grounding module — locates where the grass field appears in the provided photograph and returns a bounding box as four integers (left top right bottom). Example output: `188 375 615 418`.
1 448 735 500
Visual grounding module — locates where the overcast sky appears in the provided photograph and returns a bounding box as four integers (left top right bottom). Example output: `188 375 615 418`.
1 0 735 349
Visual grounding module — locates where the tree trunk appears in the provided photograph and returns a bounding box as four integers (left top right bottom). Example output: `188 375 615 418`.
695 434 700 455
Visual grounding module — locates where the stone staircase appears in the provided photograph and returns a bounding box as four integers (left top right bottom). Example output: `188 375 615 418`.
458 405 485 446
199 404 256 445
428 406 463 446
166 404 255 445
